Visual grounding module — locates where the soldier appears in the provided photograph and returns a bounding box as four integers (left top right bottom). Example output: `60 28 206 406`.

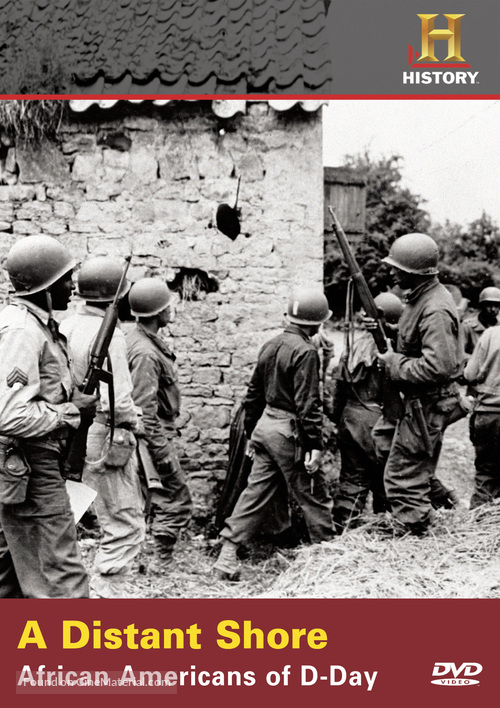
463 325 500 507
60 257 145 598
0 235 96 598
331 292 403 532
443 284 469 323
375 233 465 534
125 278 192 561
462 287 500 354
213 286 336 581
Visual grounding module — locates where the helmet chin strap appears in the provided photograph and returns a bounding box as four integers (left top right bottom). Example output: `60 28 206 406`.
45 290 53 317
45 291 60 342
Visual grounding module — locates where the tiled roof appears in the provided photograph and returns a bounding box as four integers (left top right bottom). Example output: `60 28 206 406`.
68 98 327 115
1 0 331 94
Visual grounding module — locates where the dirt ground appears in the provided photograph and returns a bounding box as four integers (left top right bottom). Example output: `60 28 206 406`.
79 414 500 600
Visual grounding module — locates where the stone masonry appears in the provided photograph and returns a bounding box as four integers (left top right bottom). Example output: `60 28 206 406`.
0 100 324 524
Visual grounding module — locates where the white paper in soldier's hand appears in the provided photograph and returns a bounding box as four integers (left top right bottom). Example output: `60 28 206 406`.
66 480 97 524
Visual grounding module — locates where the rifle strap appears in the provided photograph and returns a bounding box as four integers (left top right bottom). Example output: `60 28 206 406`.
106 354 115 446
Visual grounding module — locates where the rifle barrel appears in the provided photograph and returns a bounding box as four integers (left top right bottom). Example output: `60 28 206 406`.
329 206 387 353
328 205 404 423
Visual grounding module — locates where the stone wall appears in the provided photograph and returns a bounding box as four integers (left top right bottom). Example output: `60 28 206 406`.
0 101 324 524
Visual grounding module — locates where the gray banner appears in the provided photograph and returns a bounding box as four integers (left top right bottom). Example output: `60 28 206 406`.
327 0 500 95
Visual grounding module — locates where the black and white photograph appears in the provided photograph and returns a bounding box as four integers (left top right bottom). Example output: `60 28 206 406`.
0 97 498 601
0 1 499 707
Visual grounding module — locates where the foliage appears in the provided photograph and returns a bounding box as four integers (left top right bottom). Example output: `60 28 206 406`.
438 262 497 308
432 212 500 265
325 153 500 314
169 268 219 302
351 152 430 240
325 153 430 317
431 213 500 305
0 101 67 143
0 28 69 142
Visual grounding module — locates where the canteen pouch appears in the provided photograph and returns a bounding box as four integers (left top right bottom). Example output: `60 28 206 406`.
103 428 136 468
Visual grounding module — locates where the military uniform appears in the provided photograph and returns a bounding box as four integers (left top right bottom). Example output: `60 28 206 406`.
126 324 192 546
382 279 464 531
462 313 486 355
61 305 145 578
219 324 335 546
464 325 500 507
0 299 88 598
330 328 388 529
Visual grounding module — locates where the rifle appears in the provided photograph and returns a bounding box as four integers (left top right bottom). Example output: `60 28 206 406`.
137 439 164 523
328 206 404 423
63 255 132 482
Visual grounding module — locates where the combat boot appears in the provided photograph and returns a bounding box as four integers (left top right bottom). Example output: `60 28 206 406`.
155 534 177 563
90 572 136 598
213 539 240 581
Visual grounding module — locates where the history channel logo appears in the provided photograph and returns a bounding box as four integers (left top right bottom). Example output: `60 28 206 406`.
403 14 479 85
431 662 483 686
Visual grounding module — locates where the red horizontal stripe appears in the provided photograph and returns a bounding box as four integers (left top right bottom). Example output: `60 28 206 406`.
410 63 472 68
0 93 496 100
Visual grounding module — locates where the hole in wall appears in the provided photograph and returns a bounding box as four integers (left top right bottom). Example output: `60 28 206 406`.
168 268 219 302
96 131 132 152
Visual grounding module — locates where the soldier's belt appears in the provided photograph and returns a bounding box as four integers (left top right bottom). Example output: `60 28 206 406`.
403 381 460 402
34 427 70 443
264 404 296 420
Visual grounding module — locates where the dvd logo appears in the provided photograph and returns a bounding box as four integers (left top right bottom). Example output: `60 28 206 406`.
431 662 482 686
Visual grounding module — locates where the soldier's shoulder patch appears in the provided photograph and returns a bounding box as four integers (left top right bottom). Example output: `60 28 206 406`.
6 367 29 388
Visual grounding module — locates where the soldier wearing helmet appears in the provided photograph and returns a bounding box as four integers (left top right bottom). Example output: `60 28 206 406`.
125 278 192 563
213 286 336 581
464 314 500 508
376 233 465 534
462 286 500 355
329 293 403 532
60 256 145 598
461 286 500 509
0 235 97 598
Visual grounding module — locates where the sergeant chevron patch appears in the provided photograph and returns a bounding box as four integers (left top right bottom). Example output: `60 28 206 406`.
6 368 29 388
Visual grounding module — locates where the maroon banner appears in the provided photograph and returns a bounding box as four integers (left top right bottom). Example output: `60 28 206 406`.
1 598 498 708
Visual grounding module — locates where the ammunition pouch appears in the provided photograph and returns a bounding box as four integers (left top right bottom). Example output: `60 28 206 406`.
435 391 472 428
0 440 31 505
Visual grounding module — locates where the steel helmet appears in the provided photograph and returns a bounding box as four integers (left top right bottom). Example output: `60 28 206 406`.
6 235 76 295
77 256 130 302
382 233 439 275
287 286 332 325
373 292 404 323
479 286 500 304
129 278 172 317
